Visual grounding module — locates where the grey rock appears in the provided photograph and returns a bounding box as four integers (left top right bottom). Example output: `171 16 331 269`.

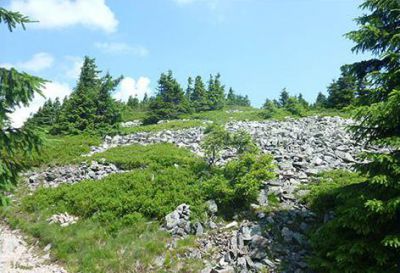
249 235 269 260
206 200 218 214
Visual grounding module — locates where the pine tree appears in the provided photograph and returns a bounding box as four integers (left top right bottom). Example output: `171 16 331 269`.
52 57 121 134
279 88 290 107
226 87 235 104
310 1 400 272
144 71 189 124
314 92 328 108
297 93 309 108
127 95 140 109
326 65 357 109
94 73 122 132
226 87 251 107
191 76 208 112
25 98 62 127
185 77 193 99
0 7 44 203
207 73 225 110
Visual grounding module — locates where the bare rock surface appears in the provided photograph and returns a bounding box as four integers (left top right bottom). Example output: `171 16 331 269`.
26 160 122 190
0 224 67 273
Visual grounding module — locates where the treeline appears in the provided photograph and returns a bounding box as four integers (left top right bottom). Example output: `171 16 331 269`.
133 71 250 124
262 65 361 116
28 65 250 131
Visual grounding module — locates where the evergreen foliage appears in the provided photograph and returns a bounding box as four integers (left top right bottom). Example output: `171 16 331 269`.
314 92 328 108
0 8 44 204
309 1 400 272
25 98 62 128
127 95 139 109
263 89 308 117
326 65 357 109
226 87 251 107
278 88 290 107
190 76 209 112
144 70 190 124
51 57 121 135
207 73 226 110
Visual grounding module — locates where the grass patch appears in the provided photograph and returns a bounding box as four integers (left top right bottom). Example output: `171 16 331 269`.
25 134 101 168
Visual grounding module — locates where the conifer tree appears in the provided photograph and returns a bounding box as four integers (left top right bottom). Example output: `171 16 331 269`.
191 76 209 112
226 87 251 107
185 77 193 99
127 95 140 109
25 98 62 127
278 88 290 107
144 71 189 124
207 73 225 110
310 1 400 271
326 65 357 109
0 7 44 203
94 73 122 132
314 92 328 108
52 57 121 134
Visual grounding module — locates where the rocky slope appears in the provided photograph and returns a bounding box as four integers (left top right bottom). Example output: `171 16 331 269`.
5 116 384 273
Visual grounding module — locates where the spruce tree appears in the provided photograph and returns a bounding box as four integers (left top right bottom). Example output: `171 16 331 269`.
207 73 225 110
25 98 62 128
226 87 235 104
279 88 290 107
310 1 400 272
185 77 193 99
52 57 121 134
191 76 208 112
314 92 328 108
127 95 140 109
326 66 357 109
0 7 44 203
94 73 122 133
144 71 189 124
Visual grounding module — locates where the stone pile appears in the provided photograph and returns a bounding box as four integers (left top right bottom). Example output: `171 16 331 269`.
47 213 79 227
164 204 193 236
27 161 122 190
85 127 205 156
196 221 274 273
120 120 142 127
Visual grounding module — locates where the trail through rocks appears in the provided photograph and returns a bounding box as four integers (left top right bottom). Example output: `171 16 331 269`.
0 224 67 273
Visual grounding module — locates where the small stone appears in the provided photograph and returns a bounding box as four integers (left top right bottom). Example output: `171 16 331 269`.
223 221 238 230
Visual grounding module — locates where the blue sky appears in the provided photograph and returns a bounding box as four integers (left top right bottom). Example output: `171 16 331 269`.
1 0 366 125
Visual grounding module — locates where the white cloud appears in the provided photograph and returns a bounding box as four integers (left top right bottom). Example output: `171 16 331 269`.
20 53 54 72
113 76 151 102
64 56 83 79
95 42 149 57
9 0 118 33
0 52 54 72
9 81 72 128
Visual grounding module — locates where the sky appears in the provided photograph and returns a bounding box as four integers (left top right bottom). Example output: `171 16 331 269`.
1 0 367 127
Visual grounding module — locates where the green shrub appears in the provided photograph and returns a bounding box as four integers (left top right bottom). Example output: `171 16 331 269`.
305 169 400 272
22 167 205 222
90 143 204 170
202 153 275 210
